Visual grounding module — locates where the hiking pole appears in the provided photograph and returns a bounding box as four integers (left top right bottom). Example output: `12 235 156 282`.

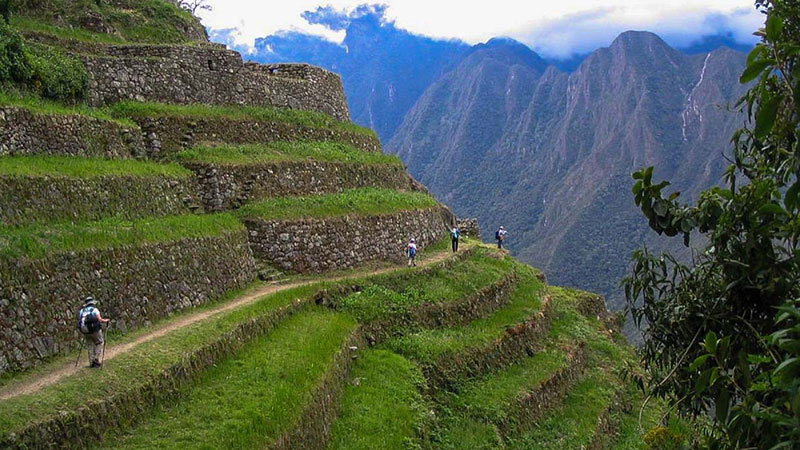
74 336 85 368
100 323 108 369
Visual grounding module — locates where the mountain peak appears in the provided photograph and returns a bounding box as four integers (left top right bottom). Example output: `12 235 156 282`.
610 30 670 50
470 37 547 71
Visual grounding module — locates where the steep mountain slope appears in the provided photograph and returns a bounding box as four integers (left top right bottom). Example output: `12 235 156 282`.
389 31 749 311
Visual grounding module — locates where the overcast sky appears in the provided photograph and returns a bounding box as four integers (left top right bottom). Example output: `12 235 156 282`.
198 1 764 58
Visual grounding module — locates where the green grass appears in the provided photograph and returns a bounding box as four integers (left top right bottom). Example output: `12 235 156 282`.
0 155 191 178
505 369 620 449
11 16 126 45
100 308 357 449
108 101 377 137
328 350 428 450
11 0 203 44
383 265 544 364
0 282 323 436
337 246 516 323
176 141 402 166
0 213 242 260
0 91 137 126
236 188 439 222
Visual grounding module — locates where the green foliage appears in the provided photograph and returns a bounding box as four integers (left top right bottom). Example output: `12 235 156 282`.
0 213 243 260
0 20 87 101
624 1 800 448
8 0 204 44
25 43 87 101
100 309 357 449
0 20 31 83
176 141 402 166
0 91 135 125
109 101 377 137
328 350 428 450
0 155 192 178
235 188 439 222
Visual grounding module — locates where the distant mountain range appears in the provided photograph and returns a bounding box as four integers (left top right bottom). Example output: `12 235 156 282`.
214 12 752 316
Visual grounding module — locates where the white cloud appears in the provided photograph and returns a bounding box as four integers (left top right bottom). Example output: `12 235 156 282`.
198 0 764 57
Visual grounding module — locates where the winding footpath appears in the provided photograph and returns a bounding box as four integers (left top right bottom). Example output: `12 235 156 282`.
0 247 462 401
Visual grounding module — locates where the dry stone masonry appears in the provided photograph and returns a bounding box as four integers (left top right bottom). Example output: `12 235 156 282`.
186 160 420 211
84 45 350 121
0 231 256 374
0 106 145 158
0 175 200 226
245 207 454 273
134 115 382 158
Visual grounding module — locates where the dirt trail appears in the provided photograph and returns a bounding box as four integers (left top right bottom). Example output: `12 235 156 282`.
0 249 459 401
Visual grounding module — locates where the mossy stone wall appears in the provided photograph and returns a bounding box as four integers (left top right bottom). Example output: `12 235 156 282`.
84 45 350 121
186 161 418 211
0 175 200 226
0 106 145 158
0 231 256 374
134 115 381 158
245 207 454 273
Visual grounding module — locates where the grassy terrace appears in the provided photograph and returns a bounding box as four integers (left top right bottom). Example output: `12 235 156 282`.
0 155 191 178
0 283 316 437
10 0 202 44
383 264 545 363
0 92 136 126
235 188 439 222
327 350 428 450
337 246 515 323
0 214 241 260
505 369 620 449
0 247 469 444
101 309 357 449
176 141 402 166
108 101 377 137
420 285 643 449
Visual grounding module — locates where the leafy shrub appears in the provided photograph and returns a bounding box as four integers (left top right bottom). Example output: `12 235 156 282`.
26 43 88 102
644 426 683 450
0 20 31 83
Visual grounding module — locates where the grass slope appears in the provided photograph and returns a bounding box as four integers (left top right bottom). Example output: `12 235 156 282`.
0 283 318 436
383 264 544 364
101 308 356 449
0 213 242 260
337 246 515 323
109 101 376 137
10 0 203 44
327 350 428 450
0 155 191 178
236 188 439 222
0 91 136 126
176 142 402 166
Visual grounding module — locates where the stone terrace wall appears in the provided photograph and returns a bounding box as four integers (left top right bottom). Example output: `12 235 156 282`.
84 45 350 121
185 161 419 211
0 175 200 226
134 116 381 158
0 107 145 158
0 232 256 374
245 207 454 273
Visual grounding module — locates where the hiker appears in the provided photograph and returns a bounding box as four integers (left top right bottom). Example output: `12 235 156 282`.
450 226 460 252
407 238 418 267
496 226 508 249
77 296 110 368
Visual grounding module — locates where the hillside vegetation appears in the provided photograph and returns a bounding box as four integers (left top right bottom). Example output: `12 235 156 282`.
0 1 687 449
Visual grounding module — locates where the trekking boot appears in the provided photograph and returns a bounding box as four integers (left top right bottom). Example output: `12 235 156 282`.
90 360 102 368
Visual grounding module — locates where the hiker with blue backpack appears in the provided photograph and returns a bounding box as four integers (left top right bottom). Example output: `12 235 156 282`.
496 226 508 249
407 237 418 267
77 296 111 368
450 226 460 252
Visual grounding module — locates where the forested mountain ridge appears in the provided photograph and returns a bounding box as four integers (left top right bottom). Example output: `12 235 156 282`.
389 31 749 311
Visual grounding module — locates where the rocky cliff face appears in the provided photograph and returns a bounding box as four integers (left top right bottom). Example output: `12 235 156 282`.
389 31 749 310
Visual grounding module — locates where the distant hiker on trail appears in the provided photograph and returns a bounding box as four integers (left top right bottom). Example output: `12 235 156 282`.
496 226 508 249
450 226 460 252
77 296 110 368
407 238 418 267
